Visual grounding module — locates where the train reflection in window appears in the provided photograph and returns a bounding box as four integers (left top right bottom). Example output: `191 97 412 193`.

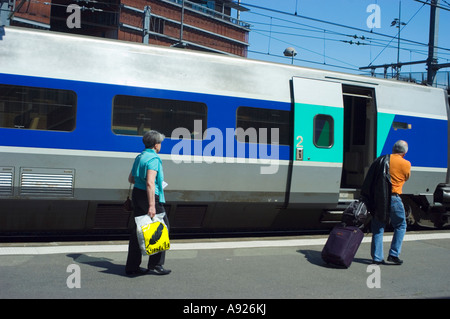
0 84 76 131
314 114 334 148
236 106 291 146
112 95 207 139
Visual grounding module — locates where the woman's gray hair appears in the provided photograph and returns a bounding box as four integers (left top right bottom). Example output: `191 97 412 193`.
143 130 165 149
392 140 408 154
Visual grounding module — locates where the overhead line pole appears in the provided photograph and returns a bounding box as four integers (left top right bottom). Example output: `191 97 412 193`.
427 0 440 85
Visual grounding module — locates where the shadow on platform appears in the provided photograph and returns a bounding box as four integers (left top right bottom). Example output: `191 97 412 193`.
67 253 130 277
297 249 373 268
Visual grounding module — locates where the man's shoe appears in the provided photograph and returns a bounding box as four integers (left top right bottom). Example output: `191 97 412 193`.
387 255 403 265
371 260 385 265
149 265 171 275
125 268 149 276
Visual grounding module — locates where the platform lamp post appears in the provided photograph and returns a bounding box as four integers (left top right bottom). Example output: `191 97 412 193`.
284 47 297 65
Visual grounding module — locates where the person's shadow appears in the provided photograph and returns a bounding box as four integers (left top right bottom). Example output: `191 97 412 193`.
67 253 129 277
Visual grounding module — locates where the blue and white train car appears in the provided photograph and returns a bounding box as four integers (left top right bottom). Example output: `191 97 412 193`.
0 27 449 234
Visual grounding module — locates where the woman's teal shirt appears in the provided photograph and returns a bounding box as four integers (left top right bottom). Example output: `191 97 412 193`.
131 148 165 203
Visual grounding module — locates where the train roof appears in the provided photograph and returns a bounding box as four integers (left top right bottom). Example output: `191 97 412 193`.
1 26 447 107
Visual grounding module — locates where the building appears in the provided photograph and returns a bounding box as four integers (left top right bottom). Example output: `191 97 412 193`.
1 0 250 57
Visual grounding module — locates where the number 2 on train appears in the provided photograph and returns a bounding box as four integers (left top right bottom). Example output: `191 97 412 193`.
296 136 303 148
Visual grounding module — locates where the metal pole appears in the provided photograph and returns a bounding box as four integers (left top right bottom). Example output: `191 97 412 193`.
0 1 11 26
237 0 240 20
427 0 440 86
179 0 185 43
143 6 150 44
397 1 401 79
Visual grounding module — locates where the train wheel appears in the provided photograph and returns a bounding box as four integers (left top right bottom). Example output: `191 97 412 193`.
400 195 419 230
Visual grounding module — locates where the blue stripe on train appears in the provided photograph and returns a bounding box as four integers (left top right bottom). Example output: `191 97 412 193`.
0 73 291 160
380 114 448 168
2 73 447 168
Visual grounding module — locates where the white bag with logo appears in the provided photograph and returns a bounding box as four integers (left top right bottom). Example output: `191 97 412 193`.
135 213 170 256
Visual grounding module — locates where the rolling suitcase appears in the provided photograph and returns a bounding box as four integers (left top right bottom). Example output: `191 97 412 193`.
321 225 364 268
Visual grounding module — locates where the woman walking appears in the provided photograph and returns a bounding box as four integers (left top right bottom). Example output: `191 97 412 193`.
125 130 171 276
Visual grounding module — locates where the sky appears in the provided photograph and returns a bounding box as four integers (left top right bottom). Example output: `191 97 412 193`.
233 0 450 82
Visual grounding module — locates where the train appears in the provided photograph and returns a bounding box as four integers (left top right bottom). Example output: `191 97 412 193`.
0 26 449 236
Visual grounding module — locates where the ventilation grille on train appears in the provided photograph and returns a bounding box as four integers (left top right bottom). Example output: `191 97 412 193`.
20 168 75 197
172 205 207 228
0 167 14 196
94 204 131 229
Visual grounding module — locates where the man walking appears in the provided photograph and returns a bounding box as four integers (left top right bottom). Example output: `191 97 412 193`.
362 140 411 265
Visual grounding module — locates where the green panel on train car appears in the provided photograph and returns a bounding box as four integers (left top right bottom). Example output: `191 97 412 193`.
377 112 396 157
293 103 343 163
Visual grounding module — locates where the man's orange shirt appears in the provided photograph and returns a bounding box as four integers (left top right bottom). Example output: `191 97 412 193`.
390 153 411 194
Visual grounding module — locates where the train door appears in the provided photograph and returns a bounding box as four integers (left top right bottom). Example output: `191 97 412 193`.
340 85 377 189
289 77 344 205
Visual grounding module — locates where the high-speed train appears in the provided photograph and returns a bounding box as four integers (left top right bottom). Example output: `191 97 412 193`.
0 26 449 235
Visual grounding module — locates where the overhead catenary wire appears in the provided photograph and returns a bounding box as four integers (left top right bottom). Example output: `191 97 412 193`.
240 1 450 74
247 48 373 74
241 2 441 50
241 2 450 54
245 14 450 58
249 28 370 72
367 0 427 66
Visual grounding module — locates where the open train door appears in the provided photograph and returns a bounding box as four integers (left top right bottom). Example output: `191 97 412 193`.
289 77 344 206
340 85 377 190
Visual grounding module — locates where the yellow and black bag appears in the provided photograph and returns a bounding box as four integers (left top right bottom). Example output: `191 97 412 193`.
135 213 170 256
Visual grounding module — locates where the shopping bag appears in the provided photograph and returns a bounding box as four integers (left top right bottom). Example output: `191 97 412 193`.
135 213 170 256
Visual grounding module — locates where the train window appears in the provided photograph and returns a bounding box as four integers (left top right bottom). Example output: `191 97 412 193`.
112 95 207 139
393 121 412 130
314 114 334 148
0 84 76 131
236 107 291 145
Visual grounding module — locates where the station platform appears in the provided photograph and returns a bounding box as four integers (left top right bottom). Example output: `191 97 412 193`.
1 231 450 303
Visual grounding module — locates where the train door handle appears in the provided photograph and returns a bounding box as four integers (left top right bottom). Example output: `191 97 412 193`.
296 147 303 161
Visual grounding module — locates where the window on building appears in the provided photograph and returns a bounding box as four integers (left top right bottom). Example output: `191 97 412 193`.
314 114 334 148
236 106 291 145
112 95 207 138
150 17 165 34
0 84 76 131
